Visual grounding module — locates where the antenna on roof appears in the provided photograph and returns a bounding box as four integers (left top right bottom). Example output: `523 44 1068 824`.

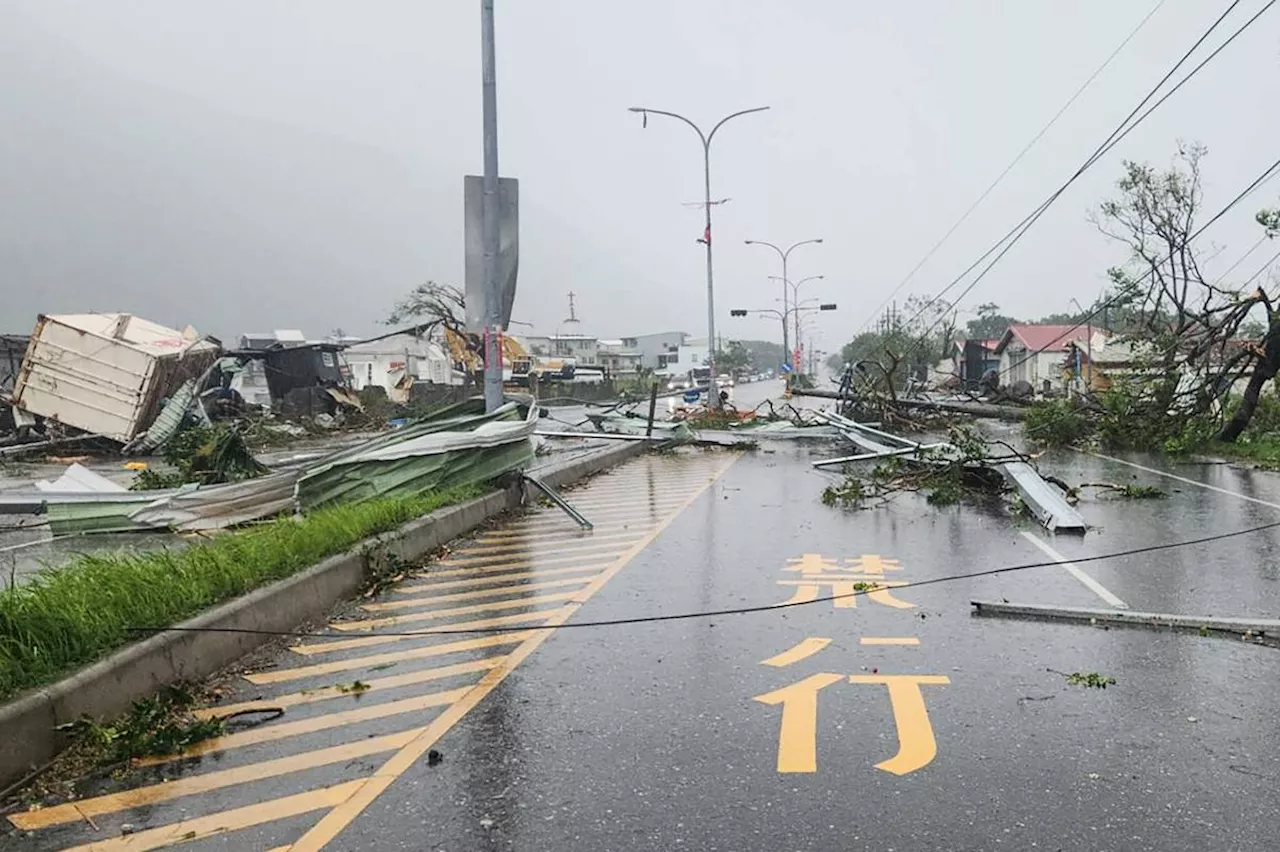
564 291 580 325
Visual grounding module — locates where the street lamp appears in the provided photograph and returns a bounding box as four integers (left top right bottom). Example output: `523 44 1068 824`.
629 104 770 406
745 239 823 374
769 274 824 365
730 302 836 379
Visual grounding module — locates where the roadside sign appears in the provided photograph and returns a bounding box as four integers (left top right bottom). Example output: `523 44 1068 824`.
683 389 702 404
464 175 520 333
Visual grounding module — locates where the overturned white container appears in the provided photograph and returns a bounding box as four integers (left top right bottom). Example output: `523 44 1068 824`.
11 313 220 443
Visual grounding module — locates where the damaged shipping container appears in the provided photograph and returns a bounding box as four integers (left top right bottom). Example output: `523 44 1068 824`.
10 313 220 443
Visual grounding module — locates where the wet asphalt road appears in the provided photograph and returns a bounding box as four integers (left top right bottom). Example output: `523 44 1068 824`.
335 447 1280 852
8 392 1280 851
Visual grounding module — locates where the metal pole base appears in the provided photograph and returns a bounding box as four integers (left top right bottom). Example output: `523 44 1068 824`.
522 474 593 530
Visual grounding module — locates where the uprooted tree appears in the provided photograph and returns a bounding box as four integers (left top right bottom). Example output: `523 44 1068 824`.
1093 143 1280 443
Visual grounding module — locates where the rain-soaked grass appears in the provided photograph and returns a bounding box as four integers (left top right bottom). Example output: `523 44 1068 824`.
0 486 483 701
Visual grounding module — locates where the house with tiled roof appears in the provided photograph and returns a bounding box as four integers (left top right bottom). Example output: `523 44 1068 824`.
993 324 1096 388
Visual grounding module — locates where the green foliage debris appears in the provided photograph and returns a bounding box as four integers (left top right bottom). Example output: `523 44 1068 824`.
59 684 224 763
1065 671 1117 689
131 423 269 490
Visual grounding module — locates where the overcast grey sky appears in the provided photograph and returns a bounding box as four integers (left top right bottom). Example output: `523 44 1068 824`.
2 1 1277 355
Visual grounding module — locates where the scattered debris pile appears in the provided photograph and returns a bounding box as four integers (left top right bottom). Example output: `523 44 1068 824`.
0 398 538 535
812 411 1088 531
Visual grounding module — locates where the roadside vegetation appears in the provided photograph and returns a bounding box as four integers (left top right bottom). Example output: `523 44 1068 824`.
1023 390 1280 465
0 486 481 700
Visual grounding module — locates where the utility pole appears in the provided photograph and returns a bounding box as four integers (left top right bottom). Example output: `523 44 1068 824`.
480 0 503 412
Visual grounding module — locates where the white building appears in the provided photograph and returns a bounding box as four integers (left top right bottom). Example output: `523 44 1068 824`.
343 332 453 401
619 331 687 372
994 325 1094 389
524 333 599 366
597 340 643 375
663 338 710 376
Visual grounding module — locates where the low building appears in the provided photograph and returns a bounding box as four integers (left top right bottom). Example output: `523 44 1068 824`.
597 340 643 376
994 325 1094 390
344 332 453 400
665 338 710 376
951 339 1001 388
524 333 599 366
620 331 688 372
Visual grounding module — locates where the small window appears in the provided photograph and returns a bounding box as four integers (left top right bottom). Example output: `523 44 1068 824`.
321 352 335 367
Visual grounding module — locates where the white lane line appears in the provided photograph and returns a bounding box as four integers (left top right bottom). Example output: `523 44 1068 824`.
1020 531 1129 609
1084 451 1280 511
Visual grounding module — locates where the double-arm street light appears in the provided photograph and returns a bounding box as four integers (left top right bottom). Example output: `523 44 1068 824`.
730 302 837 376
629 104 770 405
744 238 823 369
768 274 824 364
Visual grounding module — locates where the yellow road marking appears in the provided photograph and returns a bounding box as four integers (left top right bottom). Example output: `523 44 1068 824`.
247 633 532 684
476 520 658 540
549 488 701 504
395 563 607 591
849 675 950 775
761 637 832 667
291 607 572 655
58 779 365 852
860 637 921 646
499 507 679 532
753 672 844 773
447 529 645 557
9 731 419 830
362 576 593 611
439 539 643 568
135 687 469 766
565 497 687 513
332 592 579 631
287 454 740 851
196 657 505 719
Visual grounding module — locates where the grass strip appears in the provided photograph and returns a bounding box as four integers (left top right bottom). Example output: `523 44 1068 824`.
0 486 483 700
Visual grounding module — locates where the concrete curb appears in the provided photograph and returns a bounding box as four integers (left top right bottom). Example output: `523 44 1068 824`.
971 600 1280 641
0 439 649 789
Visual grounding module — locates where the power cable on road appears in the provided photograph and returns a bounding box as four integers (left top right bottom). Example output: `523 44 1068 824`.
127 516 1280 639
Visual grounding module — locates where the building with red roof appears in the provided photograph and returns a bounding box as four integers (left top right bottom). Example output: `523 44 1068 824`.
993 324 1097 388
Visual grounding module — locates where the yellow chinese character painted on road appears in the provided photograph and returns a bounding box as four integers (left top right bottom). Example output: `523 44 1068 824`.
753 672 844 773
777 552 916 609
848 675 950 775
753 638 948 775
844 554 901 576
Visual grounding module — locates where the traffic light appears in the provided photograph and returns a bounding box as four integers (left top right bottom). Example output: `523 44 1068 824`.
729 309 748 317
819 303 837 311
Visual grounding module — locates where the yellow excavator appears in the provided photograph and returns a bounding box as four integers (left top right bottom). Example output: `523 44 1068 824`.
442 326 533 386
